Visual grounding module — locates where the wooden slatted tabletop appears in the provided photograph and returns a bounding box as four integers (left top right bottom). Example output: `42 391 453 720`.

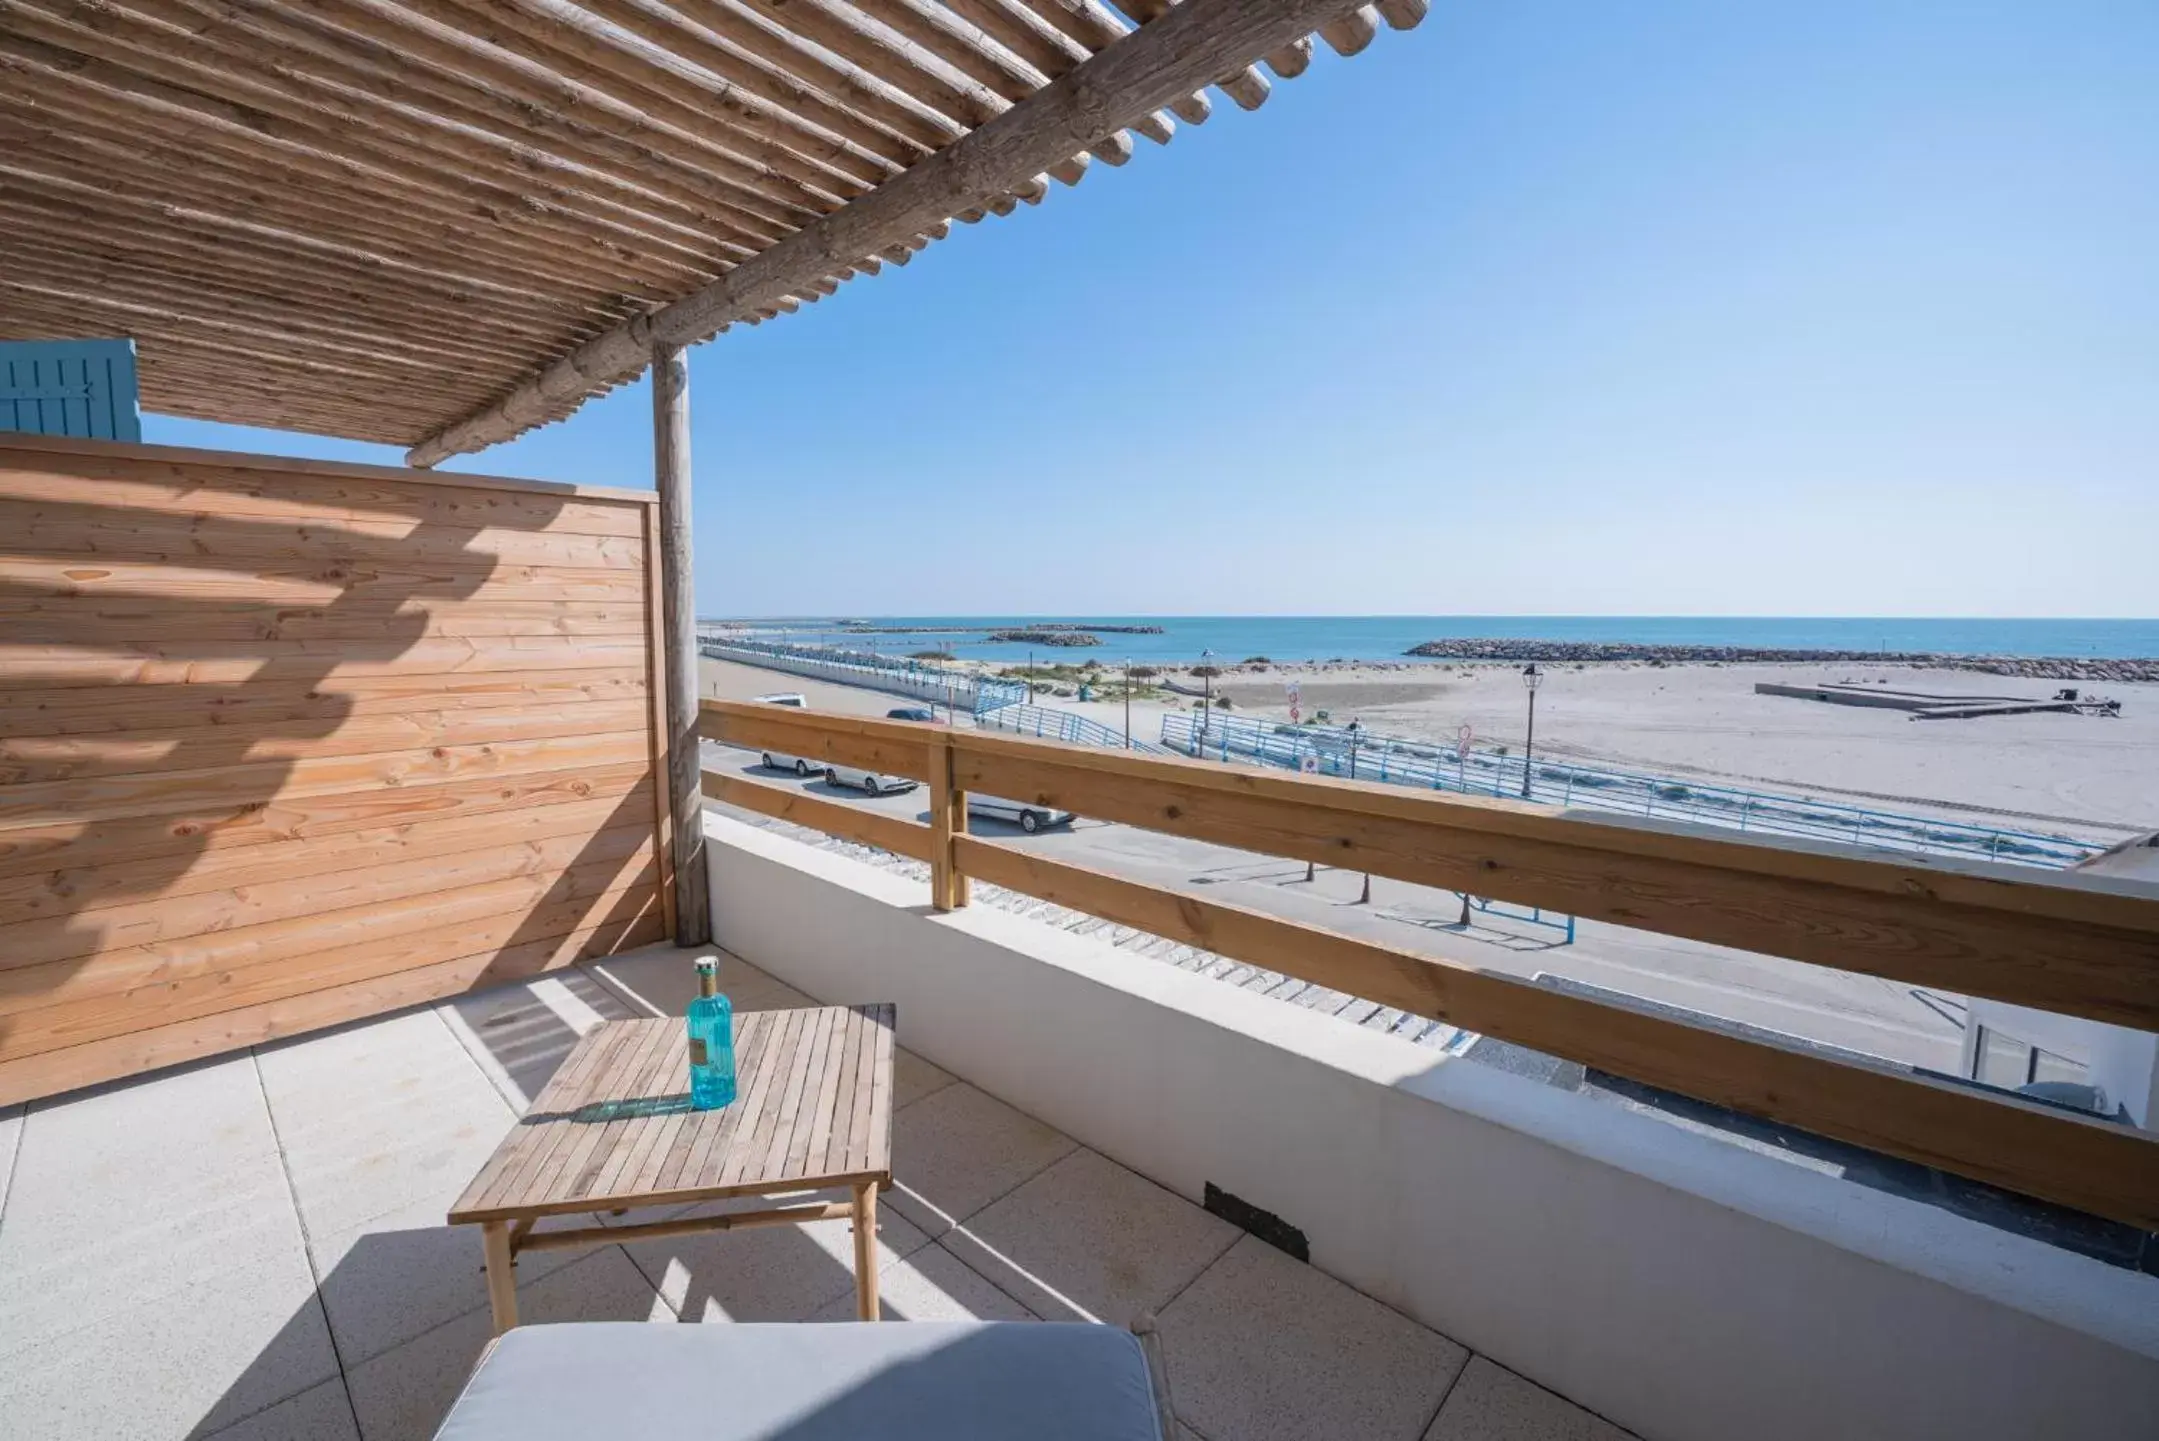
451 1005 895 1224
448 1005 897 1334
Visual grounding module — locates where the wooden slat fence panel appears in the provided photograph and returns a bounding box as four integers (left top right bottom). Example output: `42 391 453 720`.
0 433 669 1105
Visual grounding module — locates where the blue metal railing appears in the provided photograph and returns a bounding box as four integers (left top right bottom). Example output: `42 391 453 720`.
977 702 1171 754
1160 711 2102 870
701 638 1026 716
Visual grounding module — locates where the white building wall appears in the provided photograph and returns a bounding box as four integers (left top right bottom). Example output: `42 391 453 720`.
706 816 2159 1441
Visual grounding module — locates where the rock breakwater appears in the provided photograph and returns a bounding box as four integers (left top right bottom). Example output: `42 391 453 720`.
1403 638 2159 683
990 629 1103 647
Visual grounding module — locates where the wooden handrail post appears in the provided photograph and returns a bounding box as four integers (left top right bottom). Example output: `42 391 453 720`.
928 738 970 910
653 338 710 945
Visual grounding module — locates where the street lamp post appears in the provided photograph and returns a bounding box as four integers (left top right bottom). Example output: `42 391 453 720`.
1346 720 1369 902
1198 648 1215 749
1027 647 1035 704
1123 659 1132 750
1520 663 1542 799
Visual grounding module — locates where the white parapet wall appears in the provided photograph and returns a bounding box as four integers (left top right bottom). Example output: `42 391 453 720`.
705 813 2159 1441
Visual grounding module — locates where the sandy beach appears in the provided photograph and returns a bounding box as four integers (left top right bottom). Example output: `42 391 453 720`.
1210 660 2158 836
710 653 2158 839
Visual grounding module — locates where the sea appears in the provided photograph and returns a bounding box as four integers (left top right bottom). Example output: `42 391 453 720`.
722 617 2159 667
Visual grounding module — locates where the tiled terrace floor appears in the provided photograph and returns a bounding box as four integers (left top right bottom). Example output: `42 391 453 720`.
0 946 1637 1441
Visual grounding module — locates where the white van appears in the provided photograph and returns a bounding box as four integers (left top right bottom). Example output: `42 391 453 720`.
753 694 819 775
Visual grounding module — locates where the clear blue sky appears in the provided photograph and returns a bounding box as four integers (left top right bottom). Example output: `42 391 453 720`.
148 2 2158 619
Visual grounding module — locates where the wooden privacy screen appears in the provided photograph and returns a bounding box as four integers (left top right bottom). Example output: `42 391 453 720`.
0 433 674 1106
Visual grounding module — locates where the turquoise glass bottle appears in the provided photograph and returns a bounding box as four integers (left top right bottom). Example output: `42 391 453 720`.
687 958 736 1110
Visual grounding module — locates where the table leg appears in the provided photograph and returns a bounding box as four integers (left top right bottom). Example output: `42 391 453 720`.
482 1220 520 1336
852 1182 880 1321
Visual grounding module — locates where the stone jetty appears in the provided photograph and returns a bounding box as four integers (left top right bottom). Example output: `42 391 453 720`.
837 622 1163 635
1403 638 2159 683
990 629 1103 647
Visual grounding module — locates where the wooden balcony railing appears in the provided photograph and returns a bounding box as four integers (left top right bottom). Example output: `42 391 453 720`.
699 699 2159 1231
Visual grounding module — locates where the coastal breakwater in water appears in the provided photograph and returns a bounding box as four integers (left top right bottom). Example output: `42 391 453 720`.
834 623 1164 636
989 630 1102 647
1404 638 2159 683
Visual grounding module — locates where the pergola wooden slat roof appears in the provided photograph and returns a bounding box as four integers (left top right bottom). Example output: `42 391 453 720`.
0 0 1427 462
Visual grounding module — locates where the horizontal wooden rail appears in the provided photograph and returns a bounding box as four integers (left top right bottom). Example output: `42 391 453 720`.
702 700 2159 1031
702 770 933 862
954 836 2159 1229
699 698 2159 1228
703 703 933 783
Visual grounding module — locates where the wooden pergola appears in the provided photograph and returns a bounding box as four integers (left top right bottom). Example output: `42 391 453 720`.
0 0 1429 943
1 0 1426 452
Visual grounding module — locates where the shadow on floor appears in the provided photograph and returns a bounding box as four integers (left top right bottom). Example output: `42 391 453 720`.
187 955 874 1439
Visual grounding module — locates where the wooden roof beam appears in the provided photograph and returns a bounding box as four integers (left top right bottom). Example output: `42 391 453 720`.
1106 1 1269 111
849 0 1148 163
0 19 724 294
1008 0 1211 124
145 0 795 248
410 0 1420 466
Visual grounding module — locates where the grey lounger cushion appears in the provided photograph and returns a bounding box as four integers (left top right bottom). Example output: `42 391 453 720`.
434 1322 1165 1441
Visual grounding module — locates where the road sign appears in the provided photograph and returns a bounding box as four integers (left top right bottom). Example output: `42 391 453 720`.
1300 755 1319 775
1286 680 1302 726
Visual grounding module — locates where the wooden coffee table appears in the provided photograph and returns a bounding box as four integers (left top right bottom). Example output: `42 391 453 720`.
449 1004 895 1335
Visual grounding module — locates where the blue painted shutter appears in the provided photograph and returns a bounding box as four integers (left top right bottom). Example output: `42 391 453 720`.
0 338 143 442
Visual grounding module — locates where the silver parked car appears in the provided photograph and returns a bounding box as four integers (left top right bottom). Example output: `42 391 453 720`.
966 794 1074 835
825 763 918 796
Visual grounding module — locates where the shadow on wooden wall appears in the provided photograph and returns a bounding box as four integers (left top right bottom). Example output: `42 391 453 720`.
0 441 666 1101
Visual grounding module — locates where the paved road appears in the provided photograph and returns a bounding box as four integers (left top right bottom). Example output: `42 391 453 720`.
699 711 1969 1073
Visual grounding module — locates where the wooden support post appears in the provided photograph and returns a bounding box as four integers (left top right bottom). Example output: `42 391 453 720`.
853 1180 881 1320
481 1220 519 1336
653 340 712 945
928 739 970 910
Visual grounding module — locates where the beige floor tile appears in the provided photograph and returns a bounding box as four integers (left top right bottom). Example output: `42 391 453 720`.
197 1377 360 1441
946 1149 1239 1324
1424 1357 1637 1441
1160 1236 1469 1441
893 1046 958 1111
0 1055 289 1274
257 1010 517 1238
0 1249 338 1441
805 1239 1040 1323
620 1190 931 1322
309 1197 595 1366
0 1056 338 1439
885 1081 1078 1236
